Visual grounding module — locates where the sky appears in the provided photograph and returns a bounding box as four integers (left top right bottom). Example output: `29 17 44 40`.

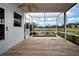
32 18 56 26
27 4 79 26
67 4 79 24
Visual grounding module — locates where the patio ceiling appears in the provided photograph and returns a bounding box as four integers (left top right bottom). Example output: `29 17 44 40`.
14 3 75 18
16 3 75 12
16 3 75 18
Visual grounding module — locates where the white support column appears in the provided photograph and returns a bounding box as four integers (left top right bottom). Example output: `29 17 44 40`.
29 17 30 36
56 17 58 36
64 12 67 40
44 12 45 32
24 13 26 39
31 17 33 36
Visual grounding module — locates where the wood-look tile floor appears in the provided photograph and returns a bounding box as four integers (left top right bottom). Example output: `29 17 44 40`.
1 36 79 56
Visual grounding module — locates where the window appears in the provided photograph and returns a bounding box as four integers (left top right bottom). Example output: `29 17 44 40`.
0 7 5 40
14 12 22 27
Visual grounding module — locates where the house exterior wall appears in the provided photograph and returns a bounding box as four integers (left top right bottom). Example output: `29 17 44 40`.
0 4 24 54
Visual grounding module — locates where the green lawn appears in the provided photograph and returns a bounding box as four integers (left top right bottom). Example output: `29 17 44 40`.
33 27 79 35
33 27 79 31
66 28 79 32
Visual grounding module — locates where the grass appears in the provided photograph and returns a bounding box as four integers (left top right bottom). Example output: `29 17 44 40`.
66 28 79 32
33 27 79 34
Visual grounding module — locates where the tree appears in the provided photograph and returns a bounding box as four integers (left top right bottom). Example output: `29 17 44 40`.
32 22 37 28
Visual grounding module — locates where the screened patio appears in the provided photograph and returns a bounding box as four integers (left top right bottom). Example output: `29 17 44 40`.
24 3 79 45
1 3 79 56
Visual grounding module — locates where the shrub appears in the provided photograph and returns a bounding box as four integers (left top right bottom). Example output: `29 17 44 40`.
75 37 79 45
32 32 37 35
57 32 65 38
66 34 79 45
57 32 79 45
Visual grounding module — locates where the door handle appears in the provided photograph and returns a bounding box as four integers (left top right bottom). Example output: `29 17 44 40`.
6 26 8 31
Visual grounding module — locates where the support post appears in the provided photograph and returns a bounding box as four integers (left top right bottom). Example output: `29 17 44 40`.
31 17 33 36
56 18 57 36
64 12 67 40
44 12 45 32
24 13 25 39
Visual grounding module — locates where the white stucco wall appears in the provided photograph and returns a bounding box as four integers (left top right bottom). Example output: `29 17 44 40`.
0 4 24 54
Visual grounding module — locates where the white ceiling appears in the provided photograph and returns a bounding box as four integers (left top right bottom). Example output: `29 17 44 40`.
16 3 75 12
14 3 75 18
